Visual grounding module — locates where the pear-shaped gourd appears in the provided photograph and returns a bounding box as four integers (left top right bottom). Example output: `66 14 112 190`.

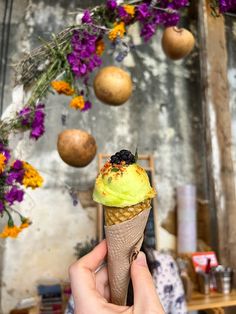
162 27 195 60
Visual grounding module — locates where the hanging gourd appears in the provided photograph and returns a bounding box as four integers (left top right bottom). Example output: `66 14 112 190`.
57 129 97 167
93 66 133 106
161 27 195 60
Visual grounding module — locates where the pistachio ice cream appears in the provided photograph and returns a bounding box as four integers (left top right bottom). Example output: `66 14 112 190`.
92 149 157 305
93 162 156 207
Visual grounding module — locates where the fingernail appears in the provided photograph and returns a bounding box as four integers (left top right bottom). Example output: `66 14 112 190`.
135 252 147 267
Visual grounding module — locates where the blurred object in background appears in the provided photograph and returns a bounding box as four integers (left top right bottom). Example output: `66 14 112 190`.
74 237 98 259
177 184 197 254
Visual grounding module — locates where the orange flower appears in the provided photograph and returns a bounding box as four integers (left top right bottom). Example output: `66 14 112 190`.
0 153 6 173
123 5 135 17
22 162 43 189
20 218 31 230
96 40 105 56
108 22 126 41
51 81 74 96
70 95 85 110
0 225 21 238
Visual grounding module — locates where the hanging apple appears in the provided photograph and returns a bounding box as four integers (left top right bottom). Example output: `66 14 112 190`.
93 66 133 106
161 27 195 60
57 129 97 167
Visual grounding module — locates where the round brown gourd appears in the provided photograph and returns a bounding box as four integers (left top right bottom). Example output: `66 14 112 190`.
93 66 132 106
161 27 195 60
57 129 97 167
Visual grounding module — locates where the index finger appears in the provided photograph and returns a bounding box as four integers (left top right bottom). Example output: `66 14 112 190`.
69 240 107 301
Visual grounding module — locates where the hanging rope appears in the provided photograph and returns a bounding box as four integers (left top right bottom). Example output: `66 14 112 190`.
0 0 14 116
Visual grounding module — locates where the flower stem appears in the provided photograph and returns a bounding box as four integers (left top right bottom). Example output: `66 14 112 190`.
4 208 14 227
27 60 60 107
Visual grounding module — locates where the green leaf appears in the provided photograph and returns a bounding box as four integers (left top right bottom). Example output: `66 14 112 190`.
111 168 119 172
135 148 138 163
105 21 114 29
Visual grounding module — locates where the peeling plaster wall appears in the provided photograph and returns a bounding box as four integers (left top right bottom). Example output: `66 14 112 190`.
0 1 206 312
220 16 236 314
226 16 236 171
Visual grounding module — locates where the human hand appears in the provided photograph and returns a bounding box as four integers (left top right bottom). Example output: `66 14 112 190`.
69 240 165 314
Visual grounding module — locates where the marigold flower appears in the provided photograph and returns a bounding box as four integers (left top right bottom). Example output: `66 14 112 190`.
70 95 85 110
123 5 135 17
22 162 43 189
0 153 6 173
51 81 74 96
0 225 21 238
108 22 126 41
96 40 105 56
20 218 31 230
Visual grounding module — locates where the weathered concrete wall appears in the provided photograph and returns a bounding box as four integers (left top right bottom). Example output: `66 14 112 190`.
226 16 236 168
0 0 205 313
225 18 236 314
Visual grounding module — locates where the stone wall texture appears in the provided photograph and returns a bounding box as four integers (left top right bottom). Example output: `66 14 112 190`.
0 0 235 313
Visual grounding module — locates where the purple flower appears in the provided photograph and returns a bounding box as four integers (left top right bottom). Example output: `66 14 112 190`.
141 23 156 41
6 160 24 185
67 31 102 78
82 101 92 112
13 160 23 170
5 186 24 205
219 0 236 12
157 0 189 10
30 103 45 140
0 201 4 213
18 104 45 140
107 0 117 10
67 54 89 77
82 10 92 24
6 170 24 185
118 6 132 23
67 52 78 65
153 12 164 25
166 0 189 9
162 12 180 27
19 107 31 125
136 0 187 41
136 3 151 20
87 54 102 72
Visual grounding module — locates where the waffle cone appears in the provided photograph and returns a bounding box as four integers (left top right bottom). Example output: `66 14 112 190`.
104 199 151 226
105 207 151 305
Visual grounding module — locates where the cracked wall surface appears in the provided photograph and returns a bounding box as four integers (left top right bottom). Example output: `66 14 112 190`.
0 0 227 312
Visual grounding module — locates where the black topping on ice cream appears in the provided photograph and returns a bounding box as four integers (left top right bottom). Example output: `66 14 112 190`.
110 149 135 165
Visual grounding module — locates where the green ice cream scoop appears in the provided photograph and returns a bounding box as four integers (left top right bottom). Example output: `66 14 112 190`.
93 162 156 208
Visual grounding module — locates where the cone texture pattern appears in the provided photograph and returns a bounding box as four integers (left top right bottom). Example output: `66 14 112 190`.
105 208 150 305
104 199 151 226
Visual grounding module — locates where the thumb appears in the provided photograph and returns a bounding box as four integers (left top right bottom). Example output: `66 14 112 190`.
131 251 164 314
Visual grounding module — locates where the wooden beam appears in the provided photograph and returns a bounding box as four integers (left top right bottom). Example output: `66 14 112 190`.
198 0 236 264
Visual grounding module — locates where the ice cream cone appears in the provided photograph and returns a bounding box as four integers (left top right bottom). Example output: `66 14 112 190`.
105 208 151 305
104 199 151 226
104 199 152 304
93 150 157 306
